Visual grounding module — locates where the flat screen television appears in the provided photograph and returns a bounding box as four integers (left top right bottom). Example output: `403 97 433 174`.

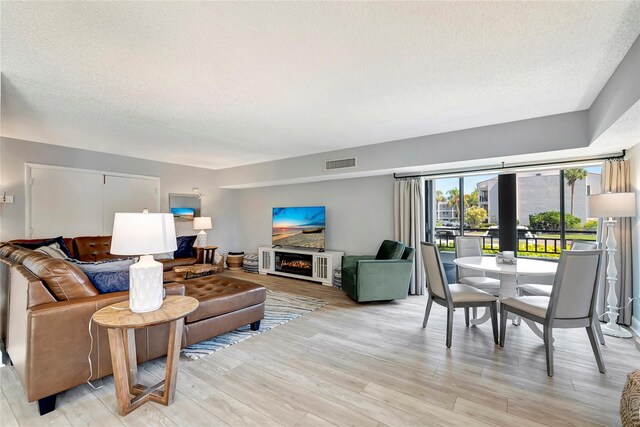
272 206 326 249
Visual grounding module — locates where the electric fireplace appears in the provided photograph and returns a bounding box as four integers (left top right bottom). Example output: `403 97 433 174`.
275 251 313 277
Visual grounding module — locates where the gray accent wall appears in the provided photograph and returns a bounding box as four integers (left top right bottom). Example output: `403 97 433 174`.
0 137 238 253
233 175 394 255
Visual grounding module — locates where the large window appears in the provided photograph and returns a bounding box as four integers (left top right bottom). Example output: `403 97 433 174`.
427 165 601 258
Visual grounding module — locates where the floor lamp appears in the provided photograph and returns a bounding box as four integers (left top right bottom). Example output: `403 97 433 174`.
587 192 637 338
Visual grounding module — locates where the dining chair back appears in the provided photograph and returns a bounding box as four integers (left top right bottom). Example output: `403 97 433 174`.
570 240 600 250
547 250 602 323
421 242 452 302
454 237 486 280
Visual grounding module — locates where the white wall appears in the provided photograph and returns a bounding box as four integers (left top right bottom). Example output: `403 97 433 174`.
233 175 394 255
0 137 238 253
628 142 640 332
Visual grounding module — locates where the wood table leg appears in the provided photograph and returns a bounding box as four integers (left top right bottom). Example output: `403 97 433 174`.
157 318 184 406
107 328 135 416
123 329 138 390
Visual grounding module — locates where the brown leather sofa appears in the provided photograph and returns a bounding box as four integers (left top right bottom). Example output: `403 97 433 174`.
0 242 266 415
9 236 199 271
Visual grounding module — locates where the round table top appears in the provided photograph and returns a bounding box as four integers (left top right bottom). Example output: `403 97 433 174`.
454 256 557 276
92 296 199 329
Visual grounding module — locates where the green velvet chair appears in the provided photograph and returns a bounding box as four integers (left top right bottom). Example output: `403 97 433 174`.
341 240 415 302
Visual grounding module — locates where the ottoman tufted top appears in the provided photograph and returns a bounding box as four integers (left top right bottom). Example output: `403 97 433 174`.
182 275 267 323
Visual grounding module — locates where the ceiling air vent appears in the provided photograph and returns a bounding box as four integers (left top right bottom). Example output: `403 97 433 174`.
325 157 357 171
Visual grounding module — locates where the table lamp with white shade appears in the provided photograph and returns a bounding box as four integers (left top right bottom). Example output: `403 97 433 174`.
111 211 177 313
193 216 212 247
587 191 637 338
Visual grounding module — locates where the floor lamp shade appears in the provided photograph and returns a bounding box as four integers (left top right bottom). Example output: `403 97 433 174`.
586 192 637 338
193 216 212 247
587 192 637 218
111 212 177 313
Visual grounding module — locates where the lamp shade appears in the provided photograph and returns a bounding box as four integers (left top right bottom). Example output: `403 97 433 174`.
111 213 177 255
587 192 637 218
193 216 212 230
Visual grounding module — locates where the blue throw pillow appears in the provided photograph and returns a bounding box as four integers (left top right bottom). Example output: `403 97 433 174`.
67 257 136 274
15 236 73 258
86 271 130 293
174 235 197 258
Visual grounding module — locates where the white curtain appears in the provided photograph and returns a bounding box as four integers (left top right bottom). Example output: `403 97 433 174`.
599 159 634 325
394 178 425 295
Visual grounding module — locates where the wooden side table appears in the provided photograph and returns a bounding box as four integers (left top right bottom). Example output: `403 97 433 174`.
92 296 199 416
195 245 218 264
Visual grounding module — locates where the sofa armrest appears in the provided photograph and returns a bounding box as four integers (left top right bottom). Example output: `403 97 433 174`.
342 255 375 270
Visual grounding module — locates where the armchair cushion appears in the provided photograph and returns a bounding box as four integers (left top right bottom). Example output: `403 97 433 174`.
375 240 405 260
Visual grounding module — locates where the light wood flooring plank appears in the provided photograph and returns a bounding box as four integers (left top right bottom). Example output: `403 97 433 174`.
3 270 636 427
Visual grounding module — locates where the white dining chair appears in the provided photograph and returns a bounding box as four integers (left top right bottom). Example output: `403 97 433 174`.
455 236 501 322
421 242 498 348
517 240 605 344
500 250 605 377
455 236 500 295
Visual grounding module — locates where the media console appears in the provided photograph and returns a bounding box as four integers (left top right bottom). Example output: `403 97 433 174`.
258 246 344 286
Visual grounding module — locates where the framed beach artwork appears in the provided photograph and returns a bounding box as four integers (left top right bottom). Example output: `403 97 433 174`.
169 193 200 221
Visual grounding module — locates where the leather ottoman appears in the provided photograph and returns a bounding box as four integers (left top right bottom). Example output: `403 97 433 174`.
179 275 266 346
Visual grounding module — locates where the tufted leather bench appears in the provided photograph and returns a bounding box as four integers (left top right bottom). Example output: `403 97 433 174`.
183 276 266 323
168 275 266 346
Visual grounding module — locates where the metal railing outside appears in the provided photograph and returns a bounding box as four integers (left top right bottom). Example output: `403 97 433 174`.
434 227 597 256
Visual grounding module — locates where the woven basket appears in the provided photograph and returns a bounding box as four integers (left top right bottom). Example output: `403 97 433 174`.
226 254 244 270
621 370 640 427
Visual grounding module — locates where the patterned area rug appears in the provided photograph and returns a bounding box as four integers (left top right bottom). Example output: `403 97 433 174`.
181 290 326 360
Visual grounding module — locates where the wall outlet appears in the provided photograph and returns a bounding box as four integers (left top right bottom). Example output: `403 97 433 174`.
0 195 14 204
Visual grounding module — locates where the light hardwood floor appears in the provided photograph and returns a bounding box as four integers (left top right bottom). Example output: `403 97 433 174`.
2 271 638 426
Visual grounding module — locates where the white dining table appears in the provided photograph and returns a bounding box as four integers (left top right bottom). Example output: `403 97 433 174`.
453 256 558 340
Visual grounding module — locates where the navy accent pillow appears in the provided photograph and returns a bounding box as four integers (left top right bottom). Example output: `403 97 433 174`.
15 236 73 258
86 271 130 294
174 235 197 258
67 257 136 274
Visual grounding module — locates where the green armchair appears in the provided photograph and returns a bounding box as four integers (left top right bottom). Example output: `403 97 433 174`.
341 240 415 302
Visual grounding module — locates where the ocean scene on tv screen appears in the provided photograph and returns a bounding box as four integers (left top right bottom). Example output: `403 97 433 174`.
272 206 325 249
171 207 195 220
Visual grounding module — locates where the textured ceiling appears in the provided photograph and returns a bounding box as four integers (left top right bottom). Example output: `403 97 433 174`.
1 2 639 169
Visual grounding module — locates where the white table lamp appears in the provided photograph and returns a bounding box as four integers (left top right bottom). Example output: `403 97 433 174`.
587 192 637 338
193 216 212 247
111 211 177 313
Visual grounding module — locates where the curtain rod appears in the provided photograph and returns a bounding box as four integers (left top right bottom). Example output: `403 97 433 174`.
393 150 625 180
